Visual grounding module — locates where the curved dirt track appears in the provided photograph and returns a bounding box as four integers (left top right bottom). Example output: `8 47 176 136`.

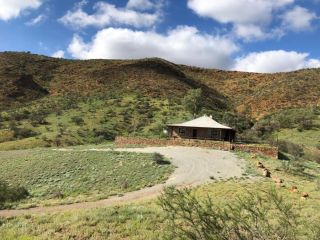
0 146 245 217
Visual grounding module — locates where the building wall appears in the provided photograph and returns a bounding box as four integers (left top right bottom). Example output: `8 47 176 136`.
169 126 234 141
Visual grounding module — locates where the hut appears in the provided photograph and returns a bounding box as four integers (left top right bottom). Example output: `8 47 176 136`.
167 115 235 142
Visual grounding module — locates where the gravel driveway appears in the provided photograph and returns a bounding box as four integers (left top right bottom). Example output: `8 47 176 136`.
111 146 245 186
0 146 245 217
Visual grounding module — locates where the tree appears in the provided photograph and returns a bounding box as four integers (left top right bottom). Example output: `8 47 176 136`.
183 88 203 117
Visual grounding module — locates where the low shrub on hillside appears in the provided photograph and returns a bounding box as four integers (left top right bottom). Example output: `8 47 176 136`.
11 127 38 139
277 140 304 158
71 116 84 125
153 153 170 165
159 187 320 240
0 181 29 209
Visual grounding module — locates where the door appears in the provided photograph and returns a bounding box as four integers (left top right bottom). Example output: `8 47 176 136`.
192 129 198 139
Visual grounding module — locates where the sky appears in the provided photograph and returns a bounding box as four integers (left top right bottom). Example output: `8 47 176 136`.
0 0 320 73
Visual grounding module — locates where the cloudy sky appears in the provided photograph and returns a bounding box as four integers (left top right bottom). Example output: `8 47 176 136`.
1 0 320 73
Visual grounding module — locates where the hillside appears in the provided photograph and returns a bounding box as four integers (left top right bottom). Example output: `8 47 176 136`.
0 52 227 111
0 51 319 151
182 66 320 119
1 52 320 118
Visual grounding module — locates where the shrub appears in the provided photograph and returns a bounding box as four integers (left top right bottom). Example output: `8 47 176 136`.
183 88 203 117
71 116 84 125
30 113 49 126
93 127 117 141
158 186 318 240
298 119 314 131
0 181 29 209
11 127 38 139
277 140 304 158
153 153 170 165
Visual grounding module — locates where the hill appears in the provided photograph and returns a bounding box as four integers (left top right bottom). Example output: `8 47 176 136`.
182 66 320 119
0 52 227 111
1 52 319 118
0 51 319 151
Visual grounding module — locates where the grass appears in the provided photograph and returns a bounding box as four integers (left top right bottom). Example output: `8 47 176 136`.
0 203 166 240
0 151 319 239
0 148 174 208
276 126 320 148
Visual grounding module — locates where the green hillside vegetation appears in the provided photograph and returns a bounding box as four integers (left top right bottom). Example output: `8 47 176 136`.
1 52 319 152
0 149 174 209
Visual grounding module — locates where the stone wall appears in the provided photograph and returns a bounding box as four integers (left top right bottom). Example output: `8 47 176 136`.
115 136 279 159
232 144 278 159
115 136 231 150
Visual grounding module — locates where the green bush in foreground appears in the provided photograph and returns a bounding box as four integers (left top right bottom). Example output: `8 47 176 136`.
159 187 320 240
0 181 29 209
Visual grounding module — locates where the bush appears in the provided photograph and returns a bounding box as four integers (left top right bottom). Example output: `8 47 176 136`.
277 140 304 158
153 153 170 165
11 127 38 139
71 116 84 125
298 119 315 131
0 181 29 209
159 186 318 240
93 127 117 141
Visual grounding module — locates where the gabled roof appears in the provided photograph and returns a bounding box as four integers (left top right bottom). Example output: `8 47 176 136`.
167 115 233 130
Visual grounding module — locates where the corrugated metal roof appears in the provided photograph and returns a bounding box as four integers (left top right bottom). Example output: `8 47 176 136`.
167 115 233 130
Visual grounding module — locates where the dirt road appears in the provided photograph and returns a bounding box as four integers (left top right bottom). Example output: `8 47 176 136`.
0 146 245 217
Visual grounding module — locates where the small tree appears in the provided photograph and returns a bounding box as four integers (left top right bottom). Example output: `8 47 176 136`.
183 88 203 117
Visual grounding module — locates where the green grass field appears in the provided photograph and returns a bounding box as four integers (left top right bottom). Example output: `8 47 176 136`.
0 151 319 239
0 148 174 208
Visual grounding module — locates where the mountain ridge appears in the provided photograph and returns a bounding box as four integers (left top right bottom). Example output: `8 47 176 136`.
1 51 319 118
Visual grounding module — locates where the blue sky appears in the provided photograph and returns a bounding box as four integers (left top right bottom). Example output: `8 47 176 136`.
0 0 320 73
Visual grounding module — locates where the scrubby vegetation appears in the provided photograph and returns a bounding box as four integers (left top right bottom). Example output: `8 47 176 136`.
159 187 319 240
0 181 29 209
0 149 174 208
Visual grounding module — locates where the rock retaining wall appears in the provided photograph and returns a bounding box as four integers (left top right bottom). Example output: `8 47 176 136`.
232 144 278 159
115 136 231 150
115 137 278 159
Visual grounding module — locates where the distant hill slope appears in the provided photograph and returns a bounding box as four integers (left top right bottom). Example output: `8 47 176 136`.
182 66 320 119
0 52 227 111
1 51 320 118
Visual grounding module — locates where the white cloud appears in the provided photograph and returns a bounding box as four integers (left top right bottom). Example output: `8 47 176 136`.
187 0 293 25
126 0 160 10
233 50 320 73
0 0 43 21
26 14 45 26
281 6 317 31
60 1 161 29
52 50 65 58
187 0 295 41
233 24 285 41
67 26 238 69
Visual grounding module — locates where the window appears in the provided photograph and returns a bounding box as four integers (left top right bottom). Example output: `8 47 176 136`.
209 129 220 139
178 127 186 135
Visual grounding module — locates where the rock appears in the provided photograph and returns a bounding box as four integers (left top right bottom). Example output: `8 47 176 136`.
301 192 309 198
290 186 298 193
262 168 271 178
257 161 265 169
